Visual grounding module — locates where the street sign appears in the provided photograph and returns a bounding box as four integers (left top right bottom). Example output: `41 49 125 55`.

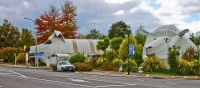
129 44 134 55
34 52 43 57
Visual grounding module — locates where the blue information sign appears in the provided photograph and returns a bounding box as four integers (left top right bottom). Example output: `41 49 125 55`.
129 44 134 55
34 52 43 57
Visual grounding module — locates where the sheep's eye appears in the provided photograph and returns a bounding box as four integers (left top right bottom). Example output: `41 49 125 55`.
164 38 170 43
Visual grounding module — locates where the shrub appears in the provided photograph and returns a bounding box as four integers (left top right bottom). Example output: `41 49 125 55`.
96 57 107 66
176 59 194 75
16 53 25 64
38 60 46 66
167 45 180 72
112 58 124 66
192 60 199 75
70 53 86 64
141 55 166 73
105 51 117 61
102 61 116 71
123 59 138 72
74 62 92 71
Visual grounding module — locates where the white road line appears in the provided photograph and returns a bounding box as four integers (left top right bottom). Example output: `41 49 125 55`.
0 86 2 87
9 70 27 78
136 79 144 81
55 75 137 86
27 77 93 88
0 69 5 70
67 78 90 83
166 82 176 85
94 84 136 88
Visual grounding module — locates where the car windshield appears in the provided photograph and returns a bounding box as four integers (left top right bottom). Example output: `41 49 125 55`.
61 61 71 65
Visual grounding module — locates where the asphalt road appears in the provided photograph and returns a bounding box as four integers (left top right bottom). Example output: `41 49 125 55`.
0 66 200 88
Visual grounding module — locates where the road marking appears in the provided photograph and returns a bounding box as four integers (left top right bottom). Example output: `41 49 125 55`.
136 79 144 81
67 78 90 83
94 84 136 88
9 70 27 78
27 77 93 88
166 82 176 85
55 75 137 86
0 86 2 87
0 69 5 70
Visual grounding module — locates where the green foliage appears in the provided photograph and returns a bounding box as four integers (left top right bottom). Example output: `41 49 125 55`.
105 51 117 61
110 37 123 52
15 28 35 48
16 53 25 64
167 45 180 71
112 58 124 66
181 46 195 62
108 21 130 39
86 29 101 39
96 57 107 66
176 59 195 75
141 55 167 73
189 31 200 45
74 62 92 71
0 19 20 48
118 35 137 61
70 53 86 64
84 58 90 64
123 59 138 72
38 60 46 66
102 61 116 71
96 37 110 55
135 25 147 46
131 52 143 66
0 47 21 62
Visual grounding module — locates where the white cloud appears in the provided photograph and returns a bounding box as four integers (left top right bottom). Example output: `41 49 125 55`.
104 0 132 4
129 7 138 13
23 1 30 8
113 10 124 15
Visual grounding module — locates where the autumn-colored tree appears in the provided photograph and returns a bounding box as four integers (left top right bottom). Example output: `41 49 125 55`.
35 1 78 44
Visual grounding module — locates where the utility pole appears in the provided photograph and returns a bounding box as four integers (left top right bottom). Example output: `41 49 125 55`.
126 26 131 75
24 17 38 67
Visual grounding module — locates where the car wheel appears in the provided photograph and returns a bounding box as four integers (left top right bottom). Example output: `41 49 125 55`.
53 67 57 72
71 70 75 72
61 67 65 72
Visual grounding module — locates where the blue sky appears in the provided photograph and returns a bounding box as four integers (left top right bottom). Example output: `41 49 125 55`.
0 0 199 36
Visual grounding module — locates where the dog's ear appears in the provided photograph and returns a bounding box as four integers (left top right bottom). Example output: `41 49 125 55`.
179 29 189 36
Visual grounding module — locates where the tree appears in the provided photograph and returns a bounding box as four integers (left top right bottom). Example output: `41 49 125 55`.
118 35 137 61
0 47 21 62
167 45 180 72
35 1 78 44
0 19 20 48
189 31 200 45
110 37 123 52
96 37 110 55
15 28 35 48
135 25 147 46
86 29 101 39
108 21 130 39
76 33 86 39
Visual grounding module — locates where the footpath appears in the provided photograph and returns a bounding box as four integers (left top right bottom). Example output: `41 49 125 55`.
1 64 200 80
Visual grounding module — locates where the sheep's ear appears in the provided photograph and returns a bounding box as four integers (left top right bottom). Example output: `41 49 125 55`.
138 29 150 35
179 29 189 36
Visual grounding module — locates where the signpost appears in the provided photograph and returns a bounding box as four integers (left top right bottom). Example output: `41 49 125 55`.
34 52 43 67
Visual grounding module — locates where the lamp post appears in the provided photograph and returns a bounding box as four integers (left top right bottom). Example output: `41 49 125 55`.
126 26 131 75
24 17 38 67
